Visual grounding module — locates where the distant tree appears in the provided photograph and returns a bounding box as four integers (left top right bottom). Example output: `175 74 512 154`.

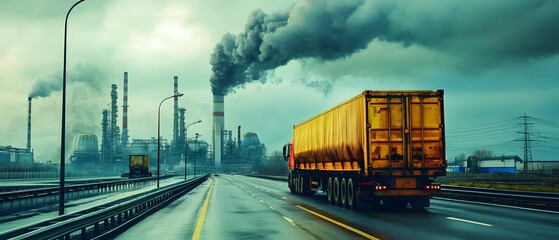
454 153 467 164
270 151 283 162
472 149 493 158
257 151 287 175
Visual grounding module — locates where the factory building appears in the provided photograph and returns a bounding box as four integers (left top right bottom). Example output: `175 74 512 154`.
240 132 266 166
70 133 100 173
0 146 34 169
213 127 267 172
186 138 209 166
526 161 559 175
96 74 191 174
0 96 35 170
448 155 522 173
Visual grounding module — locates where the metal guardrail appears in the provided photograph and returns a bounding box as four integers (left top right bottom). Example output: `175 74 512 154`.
0 175 208 240
0 176 173 214
439 185 559 211
249 175 559 211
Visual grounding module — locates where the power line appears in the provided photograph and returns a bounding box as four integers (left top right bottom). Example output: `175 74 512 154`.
447 115 559 161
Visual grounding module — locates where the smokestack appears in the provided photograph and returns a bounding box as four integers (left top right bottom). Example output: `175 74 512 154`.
173 76 179 148
110 84 118 158
179 108 186 151
121 72 129 151
27 97 32 152
238 125 241 152
213 94 224 167
101 109 109 164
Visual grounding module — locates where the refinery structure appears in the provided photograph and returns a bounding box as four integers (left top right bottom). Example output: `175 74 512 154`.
1 72 267 176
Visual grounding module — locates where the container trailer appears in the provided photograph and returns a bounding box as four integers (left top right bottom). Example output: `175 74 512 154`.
128 155 152 178
283 90 446 209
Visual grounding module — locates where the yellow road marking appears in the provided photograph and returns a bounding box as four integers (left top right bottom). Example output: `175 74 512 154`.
192 178 215 240
296 205 380 240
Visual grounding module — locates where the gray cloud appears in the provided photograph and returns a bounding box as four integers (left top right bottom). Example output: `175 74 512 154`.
209 0 559 95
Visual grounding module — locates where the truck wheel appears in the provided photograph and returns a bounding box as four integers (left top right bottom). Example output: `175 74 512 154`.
347 178 356 210
293 175 299 194
333 177 340 206
299 175 305 195
340 178 347 208
296 174 301 195
288 172 296 194
327 177 333 204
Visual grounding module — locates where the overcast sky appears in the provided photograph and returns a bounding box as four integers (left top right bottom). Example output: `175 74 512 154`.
1 0 558 163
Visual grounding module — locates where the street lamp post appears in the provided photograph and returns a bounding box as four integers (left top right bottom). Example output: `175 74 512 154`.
60 0 86 216
185 120 202 180
157 93 183 188
194 133 200 177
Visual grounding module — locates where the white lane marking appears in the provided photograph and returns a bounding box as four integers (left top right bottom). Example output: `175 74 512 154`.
281 197 287 200
283 216 296 226
446 217 492 227
436 197 559 214
259 199 265 203
269 206 276 210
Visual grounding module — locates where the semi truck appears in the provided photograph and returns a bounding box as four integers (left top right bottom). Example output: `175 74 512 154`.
283 90 446 209
128 155 152 178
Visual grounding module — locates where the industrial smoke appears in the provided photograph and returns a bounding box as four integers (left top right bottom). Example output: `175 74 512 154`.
209 0 559 95
28 64 108 160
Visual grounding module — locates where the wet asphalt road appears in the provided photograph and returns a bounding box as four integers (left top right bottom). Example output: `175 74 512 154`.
118 175 559 239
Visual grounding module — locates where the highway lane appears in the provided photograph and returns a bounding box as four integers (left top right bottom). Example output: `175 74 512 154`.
119 175 364 239
120 175 558 239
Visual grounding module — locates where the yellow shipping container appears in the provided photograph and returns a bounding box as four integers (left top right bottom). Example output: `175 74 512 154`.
293 90 445 177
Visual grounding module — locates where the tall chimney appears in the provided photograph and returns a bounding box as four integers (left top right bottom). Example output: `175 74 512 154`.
173 76 179 149
121 72 129 152
178 108 186 151
110 84 118 160
27 97 32 152
213 94 224 167
237 125 241 153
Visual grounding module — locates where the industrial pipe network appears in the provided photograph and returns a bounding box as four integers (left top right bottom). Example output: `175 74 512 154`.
185 120 202 180
158 93 184 188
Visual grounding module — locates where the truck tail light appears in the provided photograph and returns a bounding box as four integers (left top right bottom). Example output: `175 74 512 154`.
424 184 441 190
375 185 388 191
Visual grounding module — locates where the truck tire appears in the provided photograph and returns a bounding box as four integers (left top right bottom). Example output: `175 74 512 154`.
347 178 356 210
333 177 340 206
327 177 333 204
299 175 304 195
288 172 296 194
340 178 347 208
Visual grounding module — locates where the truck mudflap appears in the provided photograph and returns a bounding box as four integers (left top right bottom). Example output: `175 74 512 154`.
356 189 441 197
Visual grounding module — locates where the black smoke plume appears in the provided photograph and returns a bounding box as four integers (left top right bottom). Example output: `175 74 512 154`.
210 0 559 95
28 63 108 160
29 64 106 99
